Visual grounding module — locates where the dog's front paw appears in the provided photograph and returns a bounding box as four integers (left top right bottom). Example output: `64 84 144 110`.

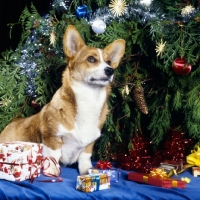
78 160 92 175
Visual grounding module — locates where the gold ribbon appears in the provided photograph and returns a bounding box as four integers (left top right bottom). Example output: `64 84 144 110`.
149 168 190 187
186 145 200 167
149 168 168 179
172 180 178 187
143 176 148 183
181 177 191 183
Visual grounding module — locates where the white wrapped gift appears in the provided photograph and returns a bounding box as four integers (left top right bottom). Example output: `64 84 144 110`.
0 142 43 181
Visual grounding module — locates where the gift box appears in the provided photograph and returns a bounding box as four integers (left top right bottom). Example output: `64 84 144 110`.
192 167 200 177
76 173 110 192
158 160 183 177
128 171 186 189
88 168 120 182
0 142 43 181
89 161 120 182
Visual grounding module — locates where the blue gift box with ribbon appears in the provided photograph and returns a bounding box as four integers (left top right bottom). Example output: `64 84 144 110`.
88 168 120 182
88 161 120 182
76 173 110 192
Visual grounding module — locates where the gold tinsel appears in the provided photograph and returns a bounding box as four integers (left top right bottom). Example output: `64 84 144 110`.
132 85 148 114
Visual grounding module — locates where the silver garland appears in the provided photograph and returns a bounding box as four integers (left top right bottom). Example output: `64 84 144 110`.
15 15 52 98
15 0 198 98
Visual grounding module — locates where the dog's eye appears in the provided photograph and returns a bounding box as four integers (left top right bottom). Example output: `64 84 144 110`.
87 56 96 63
106 60 111 65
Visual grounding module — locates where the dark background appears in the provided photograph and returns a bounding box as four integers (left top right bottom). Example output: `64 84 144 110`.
0 0 52 54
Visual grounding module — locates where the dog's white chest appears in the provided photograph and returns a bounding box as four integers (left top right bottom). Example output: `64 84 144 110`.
58 83 107 164
73 84 106 140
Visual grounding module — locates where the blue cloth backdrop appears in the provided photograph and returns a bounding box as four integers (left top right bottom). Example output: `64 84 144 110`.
0 163 199 200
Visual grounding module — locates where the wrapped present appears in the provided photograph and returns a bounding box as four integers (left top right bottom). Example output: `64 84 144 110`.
89 161 120 182
128 168 186 189
76 173 110 192
163 160 183 173
0 142 43 181
158 160 183 177
192 167 200 177
88 168 120 182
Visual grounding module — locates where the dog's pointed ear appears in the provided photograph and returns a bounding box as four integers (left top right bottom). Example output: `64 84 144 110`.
63 25 85 58
104 39 126 69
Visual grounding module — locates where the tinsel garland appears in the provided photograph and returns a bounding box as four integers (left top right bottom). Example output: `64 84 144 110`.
51 0 72 12
15 0 199 98
15 14 63 98
117 129 194 173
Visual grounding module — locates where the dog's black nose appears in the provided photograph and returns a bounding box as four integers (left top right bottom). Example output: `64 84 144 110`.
104 67 114 76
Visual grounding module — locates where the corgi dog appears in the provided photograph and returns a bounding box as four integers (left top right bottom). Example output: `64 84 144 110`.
0 25 125 175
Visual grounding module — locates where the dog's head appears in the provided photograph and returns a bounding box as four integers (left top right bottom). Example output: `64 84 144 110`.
63 25 125 87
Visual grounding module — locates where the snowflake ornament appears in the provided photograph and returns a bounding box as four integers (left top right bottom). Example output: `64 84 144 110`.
49 31 56 46
181 5 195 16
109 0 127 17
155 39 166 57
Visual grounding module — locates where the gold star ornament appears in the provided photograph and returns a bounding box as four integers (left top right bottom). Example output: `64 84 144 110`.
181 5 195 16
109 0 127 17
121 84 130 98
155 39 166 57
50 31 56 46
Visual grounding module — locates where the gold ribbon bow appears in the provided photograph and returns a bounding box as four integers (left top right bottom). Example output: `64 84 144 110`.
149 168 168 179
187 145 200 167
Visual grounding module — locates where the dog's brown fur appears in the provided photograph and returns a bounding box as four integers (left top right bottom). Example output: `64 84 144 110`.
0 25 125 174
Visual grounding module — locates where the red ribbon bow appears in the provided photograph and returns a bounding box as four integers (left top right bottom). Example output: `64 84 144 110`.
95 161 112 170
30 156 62 183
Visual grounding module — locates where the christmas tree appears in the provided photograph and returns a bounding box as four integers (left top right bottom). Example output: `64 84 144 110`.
0 0 200 162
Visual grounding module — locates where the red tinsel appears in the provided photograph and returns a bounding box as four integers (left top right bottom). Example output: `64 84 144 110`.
117 129 194 173
151 129 194 167
117 135 153 173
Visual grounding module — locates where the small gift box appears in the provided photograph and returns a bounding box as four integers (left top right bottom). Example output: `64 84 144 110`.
76 173 110 192
192 167 200 177
0 142 43 181
88 168 120 182
89 161 120 182
158 160 183 177
163 160 183 172
128 169 186 189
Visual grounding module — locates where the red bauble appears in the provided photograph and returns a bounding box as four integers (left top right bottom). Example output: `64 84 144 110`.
31 100 39 108
172 58 192 75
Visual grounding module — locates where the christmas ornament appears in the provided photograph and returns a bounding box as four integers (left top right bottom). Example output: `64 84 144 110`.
155 39 166 57
51 0 72 12
132 85 148 114
109 0 127 17
0 97 12 107
121 84 130 98
49 31 56 46
172 58 192 75
91 19 106 34
140 0 152 7
31 100 39 109
181 5 195 16
76 5 92 18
